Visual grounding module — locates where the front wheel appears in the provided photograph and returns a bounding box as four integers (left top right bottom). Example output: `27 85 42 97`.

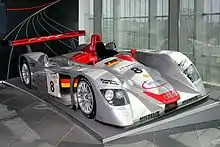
76 77 96 119
20 59 31 88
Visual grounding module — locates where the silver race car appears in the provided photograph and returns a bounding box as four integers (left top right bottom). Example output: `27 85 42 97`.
12 31 208 127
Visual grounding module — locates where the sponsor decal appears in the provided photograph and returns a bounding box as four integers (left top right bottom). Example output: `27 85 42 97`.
118 63 136 71
178 59 187 67
100 79 119 85
182 96 199 105
105 59 120 66
142 79 168 89
163 90 179 99
140 111 160 121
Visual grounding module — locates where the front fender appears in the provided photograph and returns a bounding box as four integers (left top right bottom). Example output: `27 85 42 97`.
134 50 201 94
71 68 123 111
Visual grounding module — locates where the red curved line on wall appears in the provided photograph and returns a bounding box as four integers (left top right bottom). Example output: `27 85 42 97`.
7 1 55 11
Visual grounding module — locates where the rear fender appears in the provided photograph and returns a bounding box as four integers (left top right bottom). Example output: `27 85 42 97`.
19 52 47 84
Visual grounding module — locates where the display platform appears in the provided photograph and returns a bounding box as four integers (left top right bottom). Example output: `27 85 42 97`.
1 78 220 144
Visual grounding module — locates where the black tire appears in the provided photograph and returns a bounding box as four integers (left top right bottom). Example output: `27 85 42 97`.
76 76 96 119
20 59 31 88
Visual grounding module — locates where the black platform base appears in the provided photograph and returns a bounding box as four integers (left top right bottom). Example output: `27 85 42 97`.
2 78 220 144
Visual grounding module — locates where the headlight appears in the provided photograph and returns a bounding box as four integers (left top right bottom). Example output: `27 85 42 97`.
104 90 114 101
183 64 200 82
115 90 124 99
101 89 130 106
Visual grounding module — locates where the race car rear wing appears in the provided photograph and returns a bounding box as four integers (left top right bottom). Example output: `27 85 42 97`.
10 30 86 47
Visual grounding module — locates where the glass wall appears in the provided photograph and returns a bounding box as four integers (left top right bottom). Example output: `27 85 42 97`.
179 0 220 85
202 0 220 84
101 0 220 85
102 0 114 43
102 0 169 50
179 0 195 60
156 0 169 50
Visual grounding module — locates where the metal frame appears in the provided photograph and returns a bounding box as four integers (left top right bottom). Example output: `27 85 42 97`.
168 0 180 51
94 0 102 34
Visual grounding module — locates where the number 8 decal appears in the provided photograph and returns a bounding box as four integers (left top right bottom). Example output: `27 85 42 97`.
50 81 55 92
131 67 143 73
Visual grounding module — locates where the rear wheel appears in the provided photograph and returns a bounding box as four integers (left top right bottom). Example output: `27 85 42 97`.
76 77 96 119
20 59 31 88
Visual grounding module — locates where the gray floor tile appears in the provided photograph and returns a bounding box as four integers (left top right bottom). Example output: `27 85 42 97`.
3 95 36 111
0 123 17 138
9 138 56 147
154 125 201 147
106 140 153 147
17 102 56 127
0 137 15 147
0 90 18 103
28 112 74 145
62 125 100 144
1 117 30 138
195 122 220 147
57 142 103 147
205 88 213 93
107 132 154 147
208 90 220 100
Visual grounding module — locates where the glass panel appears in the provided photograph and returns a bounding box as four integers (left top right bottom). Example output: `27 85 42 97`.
102 0 169 50
155 0 169 50
156 16 169 50
102 18 114 42
202 0 220 84
157 0 168 16
102 0 114 42
179 0 195 60
180 0 220 85
80 0 94 42
102 0 149 50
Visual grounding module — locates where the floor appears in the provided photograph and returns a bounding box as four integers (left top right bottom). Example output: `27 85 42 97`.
0 82 220 147
0 84 101 147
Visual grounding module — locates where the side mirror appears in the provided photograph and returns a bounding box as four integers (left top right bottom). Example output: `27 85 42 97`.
106 42 116 50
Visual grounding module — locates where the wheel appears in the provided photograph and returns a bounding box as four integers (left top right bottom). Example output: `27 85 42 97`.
20 59 31 88
76 77 96 119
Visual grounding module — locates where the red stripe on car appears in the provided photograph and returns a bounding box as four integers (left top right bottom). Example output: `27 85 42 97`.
144 90 180 104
